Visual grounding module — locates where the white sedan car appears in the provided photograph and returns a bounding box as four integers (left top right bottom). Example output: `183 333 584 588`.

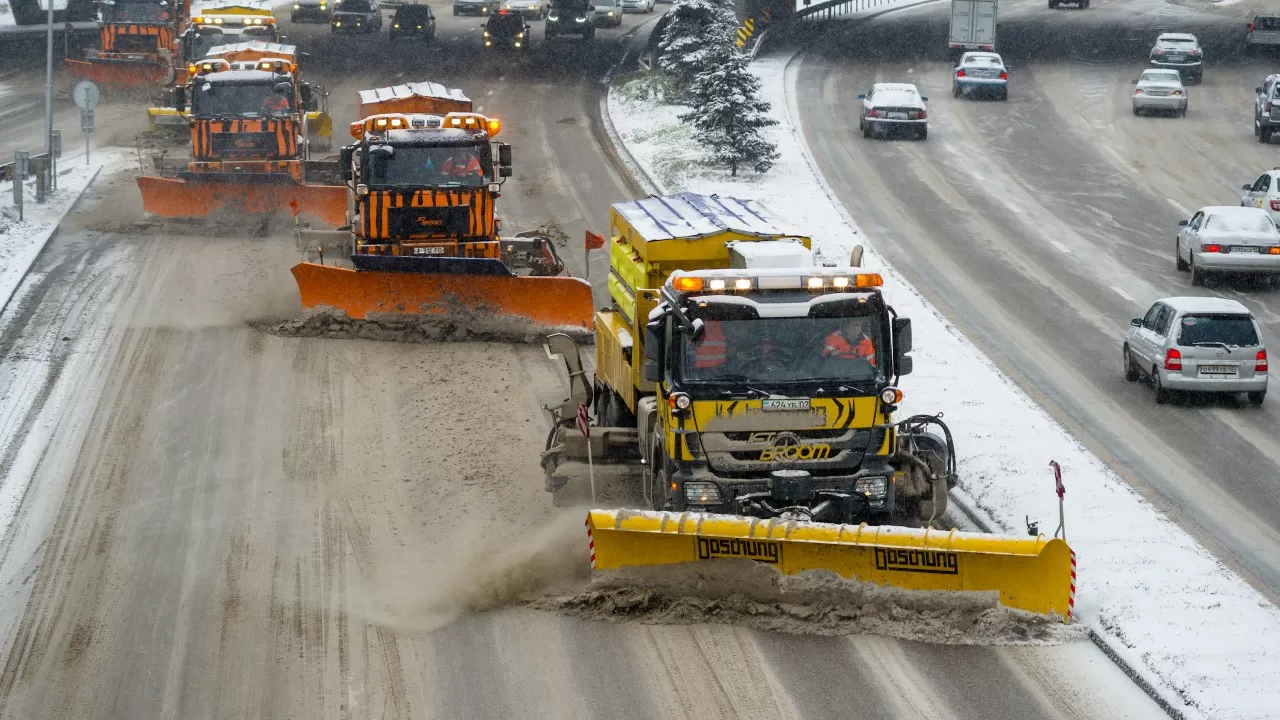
1176 205 1280 285
858 83 929 140
1132 69 1187 117
1241 169 1280 225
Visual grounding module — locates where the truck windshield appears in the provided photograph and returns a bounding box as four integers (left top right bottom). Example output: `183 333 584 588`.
106 1 172 22
679 315 884 387
192 81 294 117
365 146 488 188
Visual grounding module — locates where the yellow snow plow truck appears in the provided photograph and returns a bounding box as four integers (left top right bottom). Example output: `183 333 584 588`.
542 193 1077 620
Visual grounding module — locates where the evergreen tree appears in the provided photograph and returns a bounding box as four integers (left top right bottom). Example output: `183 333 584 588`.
657 0 738 94
680 46 779 176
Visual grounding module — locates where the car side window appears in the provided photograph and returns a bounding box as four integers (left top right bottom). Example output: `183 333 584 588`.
1255 175 1271 192
1155 307 1175 336
1142 303 1163 330
1189 212 1203 231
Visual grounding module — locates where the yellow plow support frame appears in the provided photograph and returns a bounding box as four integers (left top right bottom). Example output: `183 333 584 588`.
586 510 1076 621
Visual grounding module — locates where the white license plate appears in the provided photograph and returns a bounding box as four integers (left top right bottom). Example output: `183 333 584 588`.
412 246 446 255
762 398 810 411
1166 55 1184 61
1230 246 1257 253
888 112 908 119
1199 365 1237 375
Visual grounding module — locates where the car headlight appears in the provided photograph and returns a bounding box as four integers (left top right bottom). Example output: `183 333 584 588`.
515 31 523 38
685 481 723 505
293 3 300 8
547 12 558 19
575 15 585 21
483 29 489 35
393 22 399 27
333 20 340 25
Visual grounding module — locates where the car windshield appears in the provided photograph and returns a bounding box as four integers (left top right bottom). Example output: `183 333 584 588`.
1203 212 1277 234
1254 17 1280 31
192 81 294 117
396 5 430 17
679 315 885 387
365 145 488 188
965 56 1001 66
1177 315 1260 348
107 1 171 22
336 0 371 11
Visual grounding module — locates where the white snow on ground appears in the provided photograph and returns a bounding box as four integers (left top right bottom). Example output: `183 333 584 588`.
608 54 1280 720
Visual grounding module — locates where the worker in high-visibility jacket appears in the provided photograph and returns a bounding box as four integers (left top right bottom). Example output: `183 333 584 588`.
821 318 876 366
693 319 727 369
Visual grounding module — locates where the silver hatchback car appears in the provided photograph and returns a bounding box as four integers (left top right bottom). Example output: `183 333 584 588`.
1123 297 1268 405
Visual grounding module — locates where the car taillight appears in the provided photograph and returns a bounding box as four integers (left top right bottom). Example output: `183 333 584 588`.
911 110 927 119
1250 21 1256 32
868 109 880 118
1201 243 1223 253
1188 49 1200 56
999 71 1008 80
956 69 966 77
1164 348 1182 371
1271 199 1280 211
1269 246 1280 255
1135 89 1145 95
981 45 993 50
1257 349 1269 372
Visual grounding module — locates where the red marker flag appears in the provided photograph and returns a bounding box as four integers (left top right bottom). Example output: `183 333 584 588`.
576 402 591 439
585 230 605 251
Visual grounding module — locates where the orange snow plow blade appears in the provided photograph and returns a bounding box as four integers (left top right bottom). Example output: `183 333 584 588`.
291 260 595 332
585 510 1078 620
65 58 168 88
136 175 347 226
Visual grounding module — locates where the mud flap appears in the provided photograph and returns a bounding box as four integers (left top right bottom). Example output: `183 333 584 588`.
586 509 1076 620
290 261 595 332
136 175 347 227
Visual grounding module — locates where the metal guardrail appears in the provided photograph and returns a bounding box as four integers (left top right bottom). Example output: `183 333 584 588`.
0 152 53 185
796 0 903 21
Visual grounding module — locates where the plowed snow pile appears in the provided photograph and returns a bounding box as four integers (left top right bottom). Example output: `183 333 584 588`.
256 309 591 345
531 562 1083 645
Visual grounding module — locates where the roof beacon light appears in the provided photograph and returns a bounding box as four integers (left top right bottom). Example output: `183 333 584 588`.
443 112 502 137
708 278 727 291
672 276 703 292
806 276 825 290
733 278 752 291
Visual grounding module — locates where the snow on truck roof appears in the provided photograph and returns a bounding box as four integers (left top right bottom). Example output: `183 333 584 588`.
612 192 799 243
205 41 295 57
358 82 470 107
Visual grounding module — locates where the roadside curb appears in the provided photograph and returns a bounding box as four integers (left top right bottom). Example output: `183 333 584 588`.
0 164 104 318
597 92 666 197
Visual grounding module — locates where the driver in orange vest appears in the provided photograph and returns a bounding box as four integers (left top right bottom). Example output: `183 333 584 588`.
822 318 876 366
261 93 290 114
443 148 483 178
693 319 727 369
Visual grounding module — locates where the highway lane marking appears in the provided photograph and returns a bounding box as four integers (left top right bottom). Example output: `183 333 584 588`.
1111 286 1136 303
1050 240 1071 254
1166 198 1191 216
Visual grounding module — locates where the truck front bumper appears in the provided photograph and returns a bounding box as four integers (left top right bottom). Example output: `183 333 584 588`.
668 461 898 524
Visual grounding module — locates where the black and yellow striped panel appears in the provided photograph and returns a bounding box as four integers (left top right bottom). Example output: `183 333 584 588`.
191 118 298 161
360 188 495 242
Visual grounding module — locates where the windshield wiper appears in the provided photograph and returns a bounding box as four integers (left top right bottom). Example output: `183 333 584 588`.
805 377 877 395
704 374 771 398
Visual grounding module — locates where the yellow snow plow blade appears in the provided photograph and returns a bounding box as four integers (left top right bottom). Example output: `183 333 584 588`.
586 510 1077 620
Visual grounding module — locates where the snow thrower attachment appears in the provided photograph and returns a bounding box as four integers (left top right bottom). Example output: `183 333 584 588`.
585 510 1077 620
289 82 596 336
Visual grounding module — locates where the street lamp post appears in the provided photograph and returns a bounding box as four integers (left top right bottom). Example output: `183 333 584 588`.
44 0 55 192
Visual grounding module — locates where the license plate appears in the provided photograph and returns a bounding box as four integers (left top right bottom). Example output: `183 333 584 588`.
1166 55 1184 62
413 246 446 255
888 112 908 119
1199 365 1237 375
1230 246 1257 253
762 398 810 411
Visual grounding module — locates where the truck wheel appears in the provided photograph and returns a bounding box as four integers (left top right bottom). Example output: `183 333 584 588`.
643 444 669 511
1123 346 1139 381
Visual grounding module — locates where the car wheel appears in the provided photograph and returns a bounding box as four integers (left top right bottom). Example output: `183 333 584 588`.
1081 0 1089 6
1248 390 1266 406
953 85 961 98
918 127 928 140
1048 0 1057 7
1175 239 1189 271
1123 346 1139 382
999 88 1008 101
1180 105 1187 118
1190 254 1205 286
1152 368 1169 404
862 121 871 138
1133 106 1141 116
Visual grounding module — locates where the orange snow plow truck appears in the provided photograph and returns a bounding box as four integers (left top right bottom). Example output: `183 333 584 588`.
66 0 190 88
290 81 594 334
543 193 1078 620
135 42 343 226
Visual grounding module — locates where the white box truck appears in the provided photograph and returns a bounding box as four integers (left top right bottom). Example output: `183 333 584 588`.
949 0 997 58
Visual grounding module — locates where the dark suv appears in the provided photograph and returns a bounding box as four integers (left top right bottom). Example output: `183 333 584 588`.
390 3 435 40
331 0 382 33
1256 75 1280 144
483 9 530 49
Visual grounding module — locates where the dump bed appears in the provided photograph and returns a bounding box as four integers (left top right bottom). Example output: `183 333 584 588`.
205 40 297 63
357 82 473 120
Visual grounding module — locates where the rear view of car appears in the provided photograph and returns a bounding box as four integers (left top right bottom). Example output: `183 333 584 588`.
1124 297 1267 405
619 0 653 12
859 83 929 140
1132 69 1187 117
1150 32 1203 84
390 3 434 39
1256 75 1280 143
952 52 1008 100
1175 206 1280 285
1246 15 1280 53
484 10 529 48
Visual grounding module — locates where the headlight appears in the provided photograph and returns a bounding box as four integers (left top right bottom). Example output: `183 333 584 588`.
575 15 585 21
879 387 902 404
685 481 723 505
515 31 523 38
547 12 558 19
333 20 340 25
393 22 399 27
514 41 521 46
854 475 888 501
293 3 300 7
670 392 691 410
483 30 489 35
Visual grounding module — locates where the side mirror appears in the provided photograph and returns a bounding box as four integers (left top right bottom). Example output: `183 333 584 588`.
1178 219 1189 226
338 145 354 178
171 85 186 110
1132 79 1138 85
499 166 513 177
1130 318 1143 327
920 96 928 102
892 317 912 376
643 318 664 382
1244 184 1253 191
856 93 866 99
299 82 313 103
688 318 706 344
896 356 913 376
498 142 512 167
1257 87 1263 94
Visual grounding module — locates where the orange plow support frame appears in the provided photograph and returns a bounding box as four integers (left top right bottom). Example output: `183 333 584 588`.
136 176 348 227
291 262 595 331
65 58 168 88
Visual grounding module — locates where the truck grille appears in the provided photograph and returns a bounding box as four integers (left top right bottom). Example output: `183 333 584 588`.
701 428 876 475
210 132 276 156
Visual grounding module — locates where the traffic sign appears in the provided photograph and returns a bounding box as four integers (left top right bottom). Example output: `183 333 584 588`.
73 80 100 110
